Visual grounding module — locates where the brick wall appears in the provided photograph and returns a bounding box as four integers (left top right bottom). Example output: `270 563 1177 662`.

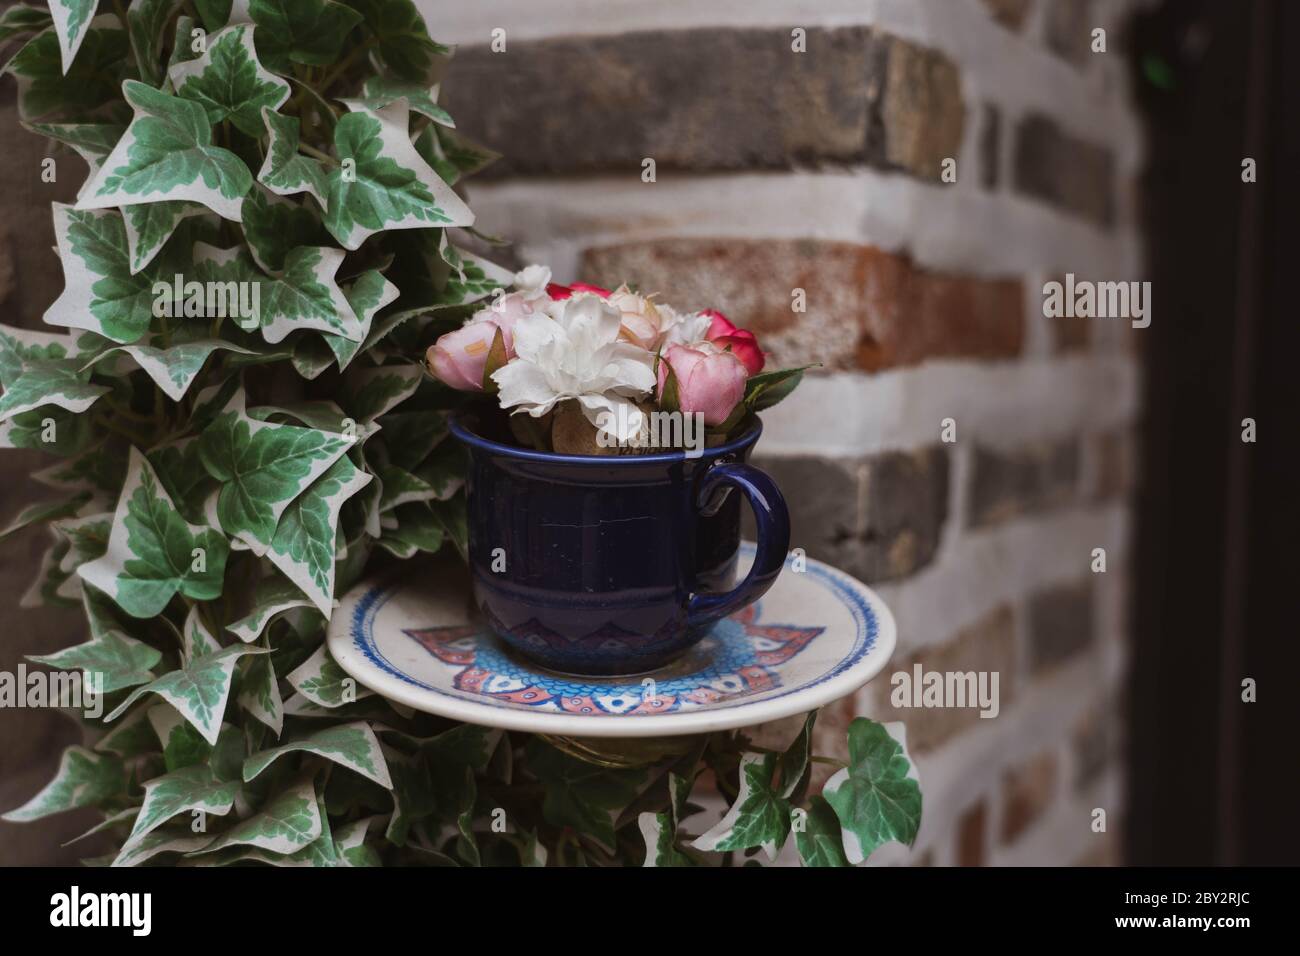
430 0 1144 866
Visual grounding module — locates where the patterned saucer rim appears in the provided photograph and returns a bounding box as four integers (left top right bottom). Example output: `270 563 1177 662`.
328 546 896 738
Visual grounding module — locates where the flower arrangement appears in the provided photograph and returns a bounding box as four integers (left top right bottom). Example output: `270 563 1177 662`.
426 267 810 454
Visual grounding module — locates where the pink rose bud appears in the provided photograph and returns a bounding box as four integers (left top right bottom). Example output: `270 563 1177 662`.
702 308 766 376
546 281 612 300
428 319 509 392
657 342 749 426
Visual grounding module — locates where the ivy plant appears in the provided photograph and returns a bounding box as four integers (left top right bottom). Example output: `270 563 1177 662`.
0 0 922 866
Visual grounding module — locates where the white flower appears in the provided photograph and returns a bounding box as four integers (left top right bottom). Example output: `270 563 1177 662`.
513 264 552 301
606 284 662 349
492 294 657 444
656 305 713 349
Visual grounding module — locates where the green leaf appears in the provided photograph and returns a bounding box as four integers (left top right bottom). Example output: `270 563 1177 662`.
237 651 284 735
148 436 217 523
122 200 201 273
0 322 108 421
89 336 253 402
23 120 126 194
343 362 423 422
327 269 399 371
170 24 290 137
343 0 449 82
47 0 98 74
44 204 160 343
250 0 362 71
197 401 354 551
2 746 125 822
266 454 371 613
822 719 922 865
0 5 51 44
240 185 326 274
179 604 223 661
193 242 365 343
78 447 230 618
795 795 852 867
28 624 161 693
106 644 268 745
376 502 442 558
744 366 815 412
113 828 213 867
80 79 253 221
323 101 474 251
777 711 817 799
691 752 791 860
415 124 499 187
638 811 697 867
243 721 392 788
525 738 646 850
117 762 239 858
126 0 180 87
256 107 327 207
4 20 128 120
189 776 322 856
346 75 453 127
286 643 370 708
227 574 312 642
0 495 86 542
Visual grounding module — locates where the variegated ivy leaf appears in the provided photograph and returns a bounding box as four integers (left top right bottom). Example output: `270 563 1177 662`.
248 0 361 72
343 75 453 127
197 402 354 551
0 321 108 422
376 502 442 558
778 710 818 799
23 121 125 198
344 0 449 83
286 644 371 708
53 511 112 581
3 17 128 120
822 719 922 865
189 776 322 857
375 461 460 514
323 100 474 251
79 80 253 222
327 269 399 371
44 204 159 343
78 447 230 618
113 828 213 867
434 247 513 309
2 746 125 822
0 495 87 542
639 812 697 867
256 108 327 207
691 752 790 861
795 795 852 868
415 124 499 188
180 604 223 661
88 337 253 402
27 619 160 694
116 762 240 860
376 409 447 471
192 0 246 32
94 703 158 757
524 737 647 851
240 185 326 274
343 362 423 423
34 438 127 495
237 652 283 736
169 24 290 136
243 721 392 787
0 4 51 43
122 200 201 274
106 644 269 745
206 786 347 867
267 455 371 614
126 0 179 87
193 242 364 343
226 574 312 641
148 436 217 524
47 0 97 74
148 706 236 773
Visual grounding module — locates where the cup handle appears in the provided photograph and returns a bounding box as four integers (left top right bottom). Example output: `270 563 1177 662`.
687 461 791 628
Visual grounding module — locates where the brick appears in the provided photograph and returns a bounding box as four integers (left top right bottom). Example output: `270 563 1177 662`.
1044 0 1097 66
1014 114 1115 226
981 0 1035 32
1001 751 1057 843
867 605 1015 753
1088 429 1132 502
979 103 1001 190
748 447 949 585
957 799 987 866
580 239 1024 373
444 28 963 181
1072 704 1113 789
1027 578 1095 674
967 438 1079 528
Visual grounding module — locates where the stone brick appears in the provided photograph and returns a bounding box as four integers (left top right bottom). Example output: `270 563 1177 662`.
1014 114 1115 226
981 0 1035 32
1001 751 1058 843
957 799 987 866
867 605 1016 753
580 239 1024 373
748 447 949 585
1045 0 1097 67
967 438 1080 528
1027 578 1095 674
979 103 1001 190
444 28 963 181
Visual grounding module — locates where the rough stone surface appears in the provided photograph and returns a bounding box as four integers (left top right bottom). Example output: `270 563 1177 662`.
1001 751 1058 843
581 239 1024 373
1014 114 1115 226
981 0 1036 32
445 28 963 180
1027 578 1095 674
967 438 1080 528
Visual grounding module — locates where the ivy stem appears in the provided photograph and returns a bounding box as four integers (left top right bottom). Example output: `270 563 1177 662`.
318 37 378 95
298 141 339 165
810 756 849 769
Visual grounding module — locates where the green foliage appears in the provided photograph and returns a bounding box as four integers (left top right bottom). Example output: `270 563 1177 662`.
0 0 921 867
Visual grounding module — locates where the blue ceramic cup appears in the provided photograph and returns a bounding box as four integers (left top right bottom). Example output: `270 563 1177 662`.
450 411 791 676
